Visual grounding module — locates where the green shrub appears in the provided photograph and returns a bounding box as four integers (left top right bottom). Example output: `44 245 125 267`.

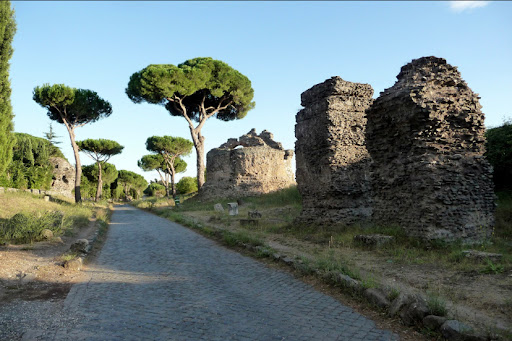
176 176 198 194
144 183 166 197
0 211 65 244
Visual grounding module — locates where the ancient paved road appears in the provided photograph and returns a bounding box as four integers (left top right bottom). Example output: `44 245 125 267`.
31 205 398 341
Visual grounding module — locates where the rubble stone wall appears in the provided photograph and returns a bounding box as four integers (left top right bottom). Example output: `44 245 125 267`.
199 129 295 199
49 157 75 198
295 77 374 226
365 56 495 241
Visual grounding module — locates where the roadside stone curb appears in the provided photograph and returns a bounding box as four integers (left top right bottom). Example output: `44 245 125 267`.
62 217 104 270
246 243 499 340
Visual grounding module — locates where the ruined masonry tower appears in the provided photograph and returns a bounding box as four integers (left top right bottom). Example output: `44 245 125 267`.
366 56 495 240
199 129 295 199
295 77 374 225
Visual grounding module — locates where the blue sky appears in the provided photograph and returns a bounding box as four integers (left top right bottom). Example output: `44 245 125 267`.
9 1 512 182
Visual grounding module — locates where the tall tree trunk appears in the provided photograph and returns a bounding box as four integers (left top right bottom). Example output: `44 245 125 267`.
190 128 205 190
66 126 82 203
95 161 102 202
169 162 176 198
165 172 170 198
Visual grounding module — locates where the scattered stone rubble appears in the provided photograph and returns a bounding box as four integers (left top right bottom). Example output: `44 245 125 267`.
295 77 374 226
295 57 495 242
199 129 295 199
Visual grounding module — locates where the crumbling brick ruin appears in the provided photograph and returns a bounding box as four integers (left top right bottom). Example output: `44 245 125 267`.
366 56 494 241
199 129 295 199
295 77 374 226
295 57 495 242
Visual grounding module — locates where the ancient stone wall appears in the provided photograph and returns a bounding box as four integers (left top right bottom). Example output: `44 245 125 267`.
199 129 295 199
366 56 495 241
49 157 75 198
295 76 374 226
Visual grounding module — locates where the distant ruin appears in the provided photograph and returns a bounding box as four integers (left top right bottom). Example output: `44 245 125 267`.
295 56 495 241
199 129 295 199
295 77 374 225
49 156 75 198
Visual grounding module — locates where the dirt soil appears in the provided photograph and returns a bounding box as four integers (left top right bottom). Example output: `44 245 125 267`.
0 217 98 303
183 208 512 338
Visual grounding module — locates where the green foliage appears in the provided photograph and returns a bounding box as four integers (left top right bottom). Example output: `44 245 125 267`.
145 136 193 159
33 83 113 203
0 211 64 244
486 120 512 191
176 176 198 194
126 57 255 121
77 139 124 162
81 162 118 199
144 182 166 197
0 1 16 176
116 170 148 199
5 133 64 190
33 85 113 127
426 294 447 316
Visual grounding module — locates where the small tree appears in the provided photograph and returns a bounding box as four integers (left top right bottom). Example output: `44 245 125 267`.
138 154 186 197
145 136 193 198
82 162 119 201
33 84 113 203
126 57 255 189
77 139 123 201
116 170 148 200
43 123 62 145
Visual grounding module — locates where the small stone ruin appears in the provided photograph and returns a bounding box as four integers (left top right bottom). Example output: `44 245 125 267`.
49 156 75 198
295 76 374 226
295 56 495 242
366 56 494 241
199 129 295 199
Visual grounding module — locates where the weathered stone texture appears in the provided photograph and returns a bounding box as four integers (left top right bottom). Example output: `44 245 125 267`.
199 129 295 199
49 157 75 198
295 76 374 226
366 56 495 241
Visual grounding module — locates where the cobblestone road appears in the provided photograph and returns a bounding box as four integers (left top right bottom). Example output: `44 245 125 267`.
30 205 398 340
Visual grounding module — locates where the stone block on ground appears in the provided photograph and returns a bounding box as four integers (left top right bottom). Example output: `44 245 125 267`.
422 315 448 331
440 320 474 341
63 257 83 271
399 296 430 326
364 288 391 309
248 210 262 218
214 203 224 212
388 293 412 317
227 203 239 216
70 239 89 253
40 229 54 240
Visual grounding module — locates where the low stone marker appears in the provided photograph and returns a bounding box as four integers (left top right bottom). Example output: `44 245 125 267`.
227 202 238 216
214 203 224 212
44 195 50 202
248 210 262 218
